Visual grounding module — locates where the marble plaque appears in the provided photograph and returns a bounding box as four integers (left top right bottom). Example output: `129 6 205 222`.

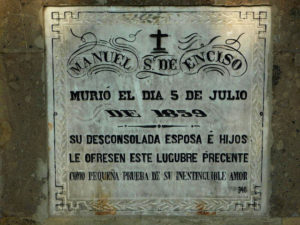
45 7 271 216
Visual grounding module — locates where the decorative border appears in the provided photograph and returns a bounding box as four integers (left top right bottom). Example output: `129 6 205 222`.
46 7 269 216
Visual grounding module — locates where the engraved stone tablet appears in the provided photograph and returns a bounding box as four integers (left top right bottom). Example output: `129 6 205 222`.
45 7 271 216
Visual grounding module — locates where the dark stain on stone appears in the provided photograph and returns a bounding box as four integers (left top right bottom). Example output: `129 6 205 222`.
0 217 36 225
196 204 216 216
108 0 214 6
290 8 300 17
272 65 281 86
94 198 116 216
95 211 116 215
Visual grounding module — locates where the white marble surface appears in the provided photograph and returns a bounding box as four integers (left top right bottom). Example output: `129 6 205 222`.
45 6 271 216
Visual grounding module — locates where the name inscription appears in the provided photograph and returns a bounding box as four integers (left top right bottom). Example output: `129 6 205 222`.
67 29 248 79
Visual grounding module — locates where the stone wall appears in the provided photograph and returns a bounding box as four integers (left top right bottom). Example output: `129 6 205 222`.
0 0 299 224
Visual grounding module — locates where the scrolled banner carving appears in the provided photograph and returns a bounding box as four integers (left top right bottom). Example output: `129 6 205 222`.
179 33 248 77
67 30 248 79
67 29 140 78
